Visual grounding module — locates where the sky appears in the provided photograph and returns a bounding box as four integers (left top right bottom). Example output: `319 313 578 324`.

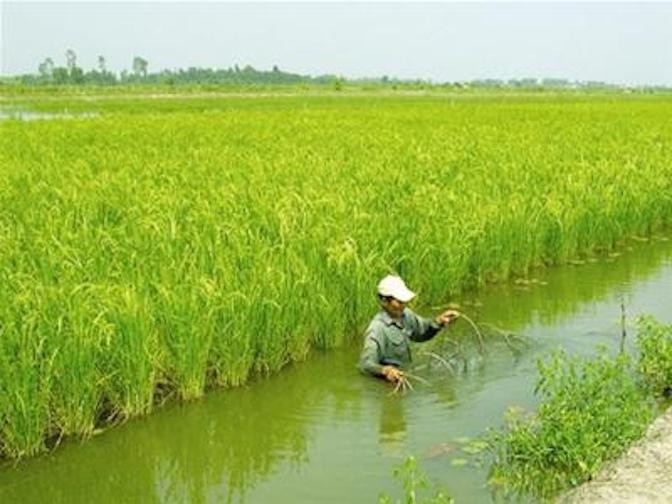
2 1 672 86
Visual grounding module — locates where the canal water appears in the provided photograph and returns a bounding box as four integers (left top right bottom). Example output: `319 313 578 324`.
0 237 670 503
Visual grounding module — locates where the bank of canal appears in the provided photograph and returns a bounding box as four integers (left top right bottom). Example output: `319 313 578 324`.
0 237 671 503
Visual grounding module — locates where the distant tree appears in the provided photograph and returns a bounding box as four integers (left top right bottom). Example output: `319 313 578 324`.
472 79 504 88
542 78 570 88
53 67 69 84
23 54 417 89
520 78 539 87
70 66 85 84
61 49 85 84
38 57 54 80
132 56 148 78
65 49 77 72
88 55 116 85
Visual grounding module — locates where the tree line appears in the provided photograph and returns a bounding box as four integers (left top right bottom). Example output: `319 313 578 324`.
7 49 667 91
21 49 334 86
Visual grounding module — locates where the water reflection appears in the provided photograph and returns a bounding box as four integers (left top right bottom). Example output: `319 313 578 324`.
148 352 369 503
378 396 408 457
459 239 671 332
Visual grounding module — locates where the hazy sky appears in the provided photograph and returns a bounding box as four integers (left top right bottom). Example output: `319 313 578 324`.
2 1 672 85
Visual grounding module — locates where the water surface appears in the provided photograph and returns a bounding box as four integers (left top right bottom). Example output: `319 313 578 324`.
0 109 97 121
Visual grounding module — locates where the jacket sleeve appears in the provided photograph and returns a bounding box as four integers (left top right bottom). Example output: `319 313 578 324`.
358 329 384 376
407 310 442 342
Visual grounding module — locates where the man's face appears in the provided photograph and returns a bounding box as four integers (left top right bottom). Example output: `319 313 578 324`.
382 297 406 318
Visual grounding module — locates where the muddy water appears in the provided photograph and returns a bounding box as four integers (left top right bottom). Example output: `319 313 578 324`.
0 238 671 503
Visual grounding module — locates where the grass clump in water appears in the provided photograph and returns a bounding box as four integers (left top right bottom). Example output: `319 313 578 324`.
489 349 653 500
379 456 453 504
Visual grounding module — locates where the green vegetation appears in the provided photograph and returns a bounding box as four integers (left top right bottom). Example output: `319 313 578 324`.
488 350 652 499
637 317 672 395
489 318 672 500
379 456 453 504
1 92 672 459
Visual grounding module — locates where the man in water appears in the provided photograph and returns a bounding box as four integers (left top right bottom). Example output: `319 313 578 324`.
359 275 459 383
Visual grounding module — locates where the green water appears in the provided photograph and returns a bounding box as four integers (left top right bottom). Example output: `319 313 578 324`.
1 237 671 503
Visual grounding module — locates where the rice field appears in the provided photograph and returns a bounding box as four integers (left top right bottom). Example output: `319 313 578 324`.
1 92 671 459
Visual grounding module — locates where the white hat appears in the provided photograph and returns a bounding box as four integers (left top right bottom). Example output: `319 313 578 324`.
377 275 416 303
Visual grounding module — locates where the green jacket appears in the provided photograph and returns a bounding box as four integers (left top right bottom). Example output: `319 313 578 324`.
358 308 441 377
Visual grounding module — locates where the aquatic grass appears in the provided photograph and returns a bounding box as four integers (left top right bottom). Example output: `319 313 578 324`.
1 93 672 458
379 456 453 504
488 349 653 500
489 316 672 499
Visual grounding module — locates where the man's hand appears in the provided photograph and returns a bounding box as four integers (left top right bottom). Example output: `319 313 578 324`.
381 365 403 383
435 310 460 327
